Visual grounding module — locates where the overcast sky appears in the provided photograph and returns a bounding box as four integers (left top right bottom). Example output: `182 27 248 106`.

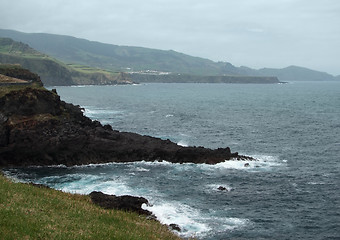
1 0 340 75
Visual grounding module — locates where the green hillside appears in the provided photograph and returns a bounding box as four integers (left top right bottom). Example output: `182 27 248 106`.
0 29 337 81
0 29 242 76
0 38 133 86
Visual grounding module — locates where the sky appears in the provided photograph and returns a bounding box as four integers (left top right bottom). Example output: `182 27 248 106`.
1 0 340 75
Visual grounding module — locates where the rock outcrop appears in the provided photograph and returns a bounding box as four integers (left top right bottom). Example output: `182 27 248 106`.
89 191 151 215
0 78 254 167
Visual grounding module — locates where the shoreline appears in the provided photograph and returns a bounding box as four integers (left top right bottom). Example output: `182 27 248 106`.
1 78 255 168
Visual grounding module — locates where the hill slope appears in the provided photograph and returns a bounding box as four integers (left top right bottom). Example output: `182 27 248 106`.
256 66 336 81
0 29 246 76
0 29 337 81
0 38 132 86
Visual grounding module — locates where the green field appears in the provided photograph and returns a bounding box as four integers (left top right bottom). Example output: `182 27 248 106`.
0 174 180 240
67 63 119 75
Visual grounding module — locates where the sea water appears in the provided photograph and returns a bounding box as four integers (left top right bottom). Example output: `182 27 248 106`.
4 82 340 239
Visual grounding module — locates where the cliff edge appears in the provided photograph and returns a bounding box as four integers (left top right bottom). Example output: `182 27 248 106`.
0 70 252 167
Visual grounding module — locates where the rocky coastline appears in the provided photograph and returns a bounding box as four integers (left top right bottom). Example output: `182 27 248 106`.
0 85 253 167
0 70 254 167
0 68 255 236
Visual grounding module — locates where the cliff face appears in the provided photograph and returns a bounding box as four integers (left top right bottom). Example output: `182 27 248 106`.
71 71 133 85
0 65 43 85
0 86 251 167
129 73 281 84
0 53 134 86
0 38 133 86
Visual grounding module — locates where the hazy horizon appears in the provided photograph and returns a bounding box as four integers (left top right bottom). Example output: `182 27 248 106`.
1 0 339 75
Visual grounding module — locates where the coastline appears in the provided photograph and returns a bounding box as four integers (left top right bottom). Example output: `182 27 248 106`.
0 68 254 239
0 80 254 168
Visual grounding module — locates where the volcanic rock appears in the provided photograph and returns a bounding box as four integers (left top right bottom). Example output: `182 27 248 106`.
89 191 151 215
169 223 181 232
0 72 255 167
218 186 227 191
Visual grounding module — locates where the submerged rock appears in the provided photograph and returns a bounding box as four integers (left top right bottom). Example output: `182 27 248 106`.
169 223 181 232
89 191 151 215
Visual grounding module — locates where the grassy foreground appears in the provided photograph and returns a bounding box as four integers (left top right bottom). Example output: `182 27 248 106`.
0 174 181 240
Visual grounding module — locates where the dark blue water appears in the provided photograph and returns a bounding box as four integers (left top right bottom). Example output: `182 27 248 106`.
4 82 340 239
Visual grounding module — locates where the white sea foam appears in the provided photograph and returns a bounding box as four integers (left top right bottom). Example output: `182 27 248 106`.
2 171 27 183
143 201 211 238
143 199 250 238
221 217 250 231
177 140 189 147
111 154 284 173
135 160 173 166
47 173 134 196
84 109 123 116
71 162 120 168
307 181 326 185
210 154 285 172
134 167 150 172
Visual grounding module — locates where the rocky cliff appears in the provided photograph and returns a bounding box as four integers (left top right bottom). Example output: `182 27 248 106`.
0 89 253 167
0 69 252 167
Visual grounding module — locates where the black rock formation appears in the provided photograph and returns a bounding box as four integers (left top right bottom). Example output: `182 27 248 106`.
169 224 181 232
218 186 227 191
0 85 254 167
89 191 151 215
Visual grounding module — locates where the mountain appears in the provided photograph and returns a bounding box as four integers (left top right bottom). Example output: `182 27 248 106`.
0 37 279 85
238 65 337 81
0 29 237 76
0 37 132 86
0 29 337 81
257 66 336 81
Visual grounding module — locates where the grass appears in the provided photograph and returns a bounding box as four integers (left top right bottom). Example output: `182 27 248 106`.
0 174 181 240
0 83 45 98
67 64 119 75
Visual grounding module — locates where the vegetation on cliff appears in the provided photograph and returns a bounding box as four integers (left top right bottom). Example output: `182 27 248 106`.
0 174 180 240
0 38 133 86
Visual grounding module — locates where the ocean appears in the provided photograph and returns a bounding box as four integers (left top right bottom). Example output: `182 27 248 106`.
4 82 340 239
